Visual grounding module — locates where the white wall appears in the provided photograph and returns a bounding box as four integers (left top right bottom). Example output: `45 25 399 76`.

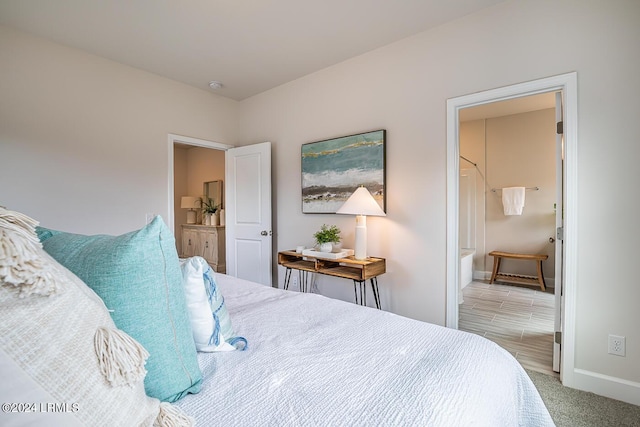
485 109 556 279
238 0 640 401
0 25 239 235
462 109 557 281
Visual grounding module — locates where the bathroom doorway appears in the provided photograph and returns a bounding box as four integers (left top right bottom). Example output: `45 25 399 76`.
457 94 557 375
446 72 578 383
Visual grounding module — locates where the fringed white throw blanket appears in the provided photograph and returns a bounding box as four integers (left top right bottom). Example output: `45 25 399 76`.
0 207 60 296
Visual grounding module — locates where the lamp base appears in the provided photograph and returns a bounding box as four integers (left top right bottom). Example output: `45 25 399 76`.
186 210 196 224
354 215 367 260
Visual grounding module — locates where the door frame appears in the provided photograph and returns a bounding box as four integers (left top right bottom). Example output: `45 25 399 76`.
445 72 578 386
553 91 564 373
167 133 233 245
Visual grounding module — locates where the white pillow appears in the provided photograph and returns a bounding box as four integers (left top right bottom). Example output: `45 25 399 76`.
180 257 246 352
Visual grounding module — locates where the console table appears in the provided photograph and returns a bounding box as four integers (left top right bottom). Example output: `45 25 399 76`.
277 250 386 309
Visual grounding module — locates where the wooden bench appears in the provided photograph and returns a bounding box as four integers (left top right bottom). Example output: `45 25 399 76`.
488 251 548 291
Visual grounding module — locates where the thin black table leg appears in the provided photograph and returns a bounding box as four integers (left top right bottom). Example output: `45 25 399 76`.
353 280 359 304
353 280 368 306
284 268 291 290
370 277 381 309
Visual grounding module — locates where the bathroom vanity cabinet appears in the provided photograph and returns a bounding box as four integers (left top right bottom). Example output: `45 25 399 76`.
181 224 226 273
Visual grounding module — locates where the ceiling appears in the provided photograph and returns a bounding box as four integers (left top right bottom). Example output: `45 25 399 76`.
0 0 506 101
459 92 557 122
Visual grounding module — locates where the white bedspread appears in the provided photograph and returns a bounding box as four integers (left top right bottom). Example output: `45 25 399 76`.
175 274 554 426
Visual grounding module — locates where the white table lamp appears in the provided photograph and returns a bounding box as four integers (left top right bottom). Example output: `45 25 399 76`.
181 196 200 224
336 187 386 260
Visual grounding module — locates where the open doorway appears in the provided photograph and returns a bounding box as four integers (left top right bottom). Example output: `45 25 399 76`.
168 134 233 273
173 143 225 256
456 93 557 375
168 135 274 286
446 73 578 386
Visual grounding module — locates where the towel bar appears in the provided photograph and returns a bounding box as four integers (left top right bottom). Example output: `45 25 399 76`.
491 186 539 193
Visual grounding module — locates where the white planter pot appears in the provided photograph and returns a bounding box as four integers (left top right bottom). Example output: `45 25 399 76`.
318 242 333 253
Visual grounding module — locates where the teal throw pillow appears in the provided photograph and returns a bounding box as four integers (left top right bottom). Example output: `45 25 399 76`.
37 216 202 402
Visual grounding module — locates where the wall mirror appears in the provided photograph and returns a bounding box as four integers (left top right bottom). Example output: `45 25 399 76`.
203 180 223 209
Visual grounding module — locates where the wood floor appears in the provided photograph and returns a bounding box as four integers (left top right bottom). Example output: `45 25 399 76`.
459 280 557 376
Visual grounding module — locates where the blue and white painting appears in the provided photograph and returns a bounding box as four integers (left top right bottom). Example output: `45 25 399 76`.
302 130 386 213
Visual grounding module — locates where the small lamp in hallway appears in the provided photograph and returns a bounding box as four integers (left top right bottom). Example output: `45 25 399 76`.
181 196 200 224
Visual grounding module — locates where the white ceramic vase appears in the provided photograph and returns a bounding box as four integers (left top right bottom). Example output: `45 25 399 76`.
318 242 333 253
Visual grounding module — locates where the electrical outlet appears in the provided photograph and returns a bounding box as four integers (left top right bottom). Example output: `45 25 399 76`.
608 334 626 356
291 276 298 289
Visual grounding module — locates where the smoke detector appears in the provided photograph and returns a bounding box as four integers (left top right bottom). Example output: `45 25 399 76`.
208 81 223 90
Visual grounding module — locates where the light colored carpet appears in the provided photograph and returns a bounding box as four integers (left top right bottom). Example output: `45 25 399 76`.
527 369 640 427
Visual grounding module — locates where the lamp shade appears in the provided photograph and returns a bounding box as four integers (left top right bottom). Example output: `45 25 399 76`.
336 187 384 260
180 196 200 209
336 187 385 216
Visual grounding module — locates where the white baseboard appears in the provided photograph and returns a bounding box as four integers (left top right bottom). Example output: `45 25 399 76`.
473 270 555 289
468 271 638 405
570 368 640 406
473 270 491 281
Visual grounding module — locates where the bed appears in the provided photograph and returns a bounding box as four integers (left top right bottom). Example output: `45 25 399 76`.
174 273 554 426
0 208 553 426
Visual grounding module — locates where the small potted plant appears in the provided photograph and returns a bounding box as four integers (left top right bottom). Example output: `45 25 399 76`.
201 197 220 225
313 224 341 253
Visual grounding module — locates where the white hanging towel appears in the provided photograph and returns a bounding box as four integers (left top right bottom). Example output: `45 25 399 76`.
502 187 525 215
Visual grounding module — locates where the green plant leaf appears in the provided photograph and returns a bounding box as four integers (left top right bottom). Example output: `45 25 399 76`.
313 224 341 244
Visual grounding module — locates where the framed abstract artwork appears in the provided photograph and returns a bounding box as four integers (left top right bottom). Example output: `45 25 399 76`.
302 129 386 213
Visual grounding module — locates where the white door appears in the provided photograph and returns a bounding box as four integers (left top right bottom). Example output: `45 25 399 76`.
225 142 272 286
553 91 564 373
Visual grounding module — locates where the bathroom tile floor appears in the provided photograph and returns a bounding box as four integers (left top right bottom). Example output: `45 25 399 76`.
459 280 557 377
